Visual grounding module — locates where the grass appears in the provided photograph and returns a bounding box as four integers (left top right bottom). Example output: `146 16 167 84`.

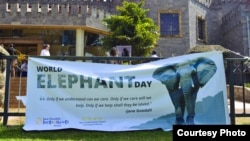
0 125 172 141
0 109 173 141
0 110 171 141
236 117 250 125
1 108 249 141
1 118 249 141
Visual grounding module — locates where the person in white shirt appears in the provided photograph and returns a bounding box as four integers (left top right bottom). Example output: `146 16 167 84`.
40 44 51 56
20 60 28 77
151 50 158 57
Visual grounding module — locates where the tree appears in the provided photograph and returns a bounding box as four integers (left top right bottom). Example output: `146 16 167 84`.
102 0 159 56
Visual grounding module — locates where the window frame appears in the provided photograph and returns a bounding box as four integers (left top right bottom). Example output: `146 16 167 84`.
197 16 207 43
158 10 182 38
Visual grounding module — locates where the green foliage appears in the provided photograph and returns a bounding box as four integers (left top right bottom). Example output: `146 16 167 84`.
245 83 250 88
102 0 159 57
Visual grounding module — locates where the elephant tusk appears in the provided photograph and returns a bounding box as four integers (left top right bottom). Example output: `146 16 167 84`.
191 80 194 88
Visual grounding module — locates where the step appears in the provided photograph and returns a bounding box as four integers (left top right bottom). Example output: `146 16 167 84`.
8 77 27 108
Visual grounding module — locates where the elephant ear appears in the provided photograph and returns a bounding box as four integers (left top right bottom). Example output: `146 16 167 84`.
194 57 217 87
152 65 180 92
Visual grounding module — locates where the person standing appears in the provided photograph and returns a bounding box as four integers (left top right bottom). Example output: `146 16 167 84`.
40 44 51 56
7 44 15 55
20 60 28 77
109 47 120 64
7 44 17 77
151 50 158 57
121 48 130 65
122 48 130 57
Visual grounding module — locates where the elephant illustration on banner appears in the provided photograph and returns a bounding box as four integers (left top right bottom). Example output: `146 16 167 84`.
152 57 217 125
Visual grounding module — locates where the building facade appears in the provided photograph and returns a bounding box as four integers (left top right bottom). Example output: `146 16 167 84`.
0 0 249 58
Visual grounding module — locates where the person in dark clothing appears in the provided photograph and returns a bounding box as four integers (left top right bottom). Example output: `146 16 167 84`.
7 44 17 77
7 44 16 55
122 48 130 57
122 48 130 65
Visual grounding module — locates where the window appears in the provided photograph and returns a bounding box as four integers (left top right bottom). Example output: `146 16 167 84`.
48 4 52 13
38 3 41 12
6 3 11 12
17 3 21 12
27 3 32 12
13 29 23 37
159 10 182 37
197 16 207 42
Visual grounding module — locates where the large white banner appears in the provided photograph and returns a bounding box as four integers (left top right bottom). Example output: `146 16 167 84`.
23 51 229 131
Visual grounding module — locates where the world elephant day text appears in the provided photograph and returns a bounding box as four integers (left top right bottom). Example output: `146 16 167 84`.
37 74 152 88
36 66 153 114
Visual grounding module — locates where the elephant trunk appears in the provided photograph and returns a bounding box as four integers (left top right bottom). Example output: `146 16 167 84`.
177 64 196 95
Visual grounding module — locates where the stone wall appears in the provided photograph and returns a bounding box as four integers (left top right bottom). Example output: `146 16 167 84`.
227 85 250 103
0 1 113 31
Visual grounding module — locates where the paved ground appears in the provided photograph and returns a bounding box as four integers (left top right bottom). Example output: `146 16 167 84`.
228 100 250 113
